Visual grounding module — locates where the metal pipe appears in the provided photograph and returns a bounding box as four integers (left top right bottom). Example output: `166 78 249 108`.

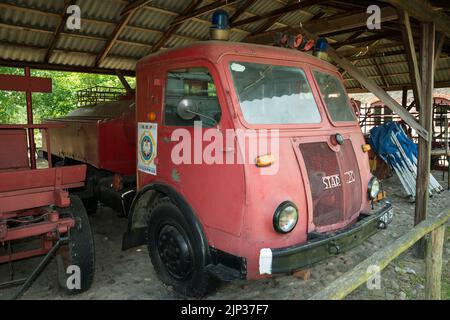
11 236 68 300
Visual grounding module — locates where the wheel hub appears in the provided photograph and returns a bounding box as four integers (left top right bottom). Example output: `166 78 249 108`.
157 225 194 280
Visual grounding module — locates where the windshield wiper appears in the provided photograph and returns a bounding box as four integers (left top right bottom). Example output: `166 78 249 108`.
241 65 273 95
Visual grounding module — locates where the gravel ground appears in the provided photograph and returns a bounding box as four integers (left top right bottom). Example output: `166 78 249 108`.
0 171 449 300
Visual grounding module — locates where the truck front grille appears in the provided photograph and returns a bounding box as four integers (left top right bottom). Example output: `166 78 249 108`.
299 140 362 227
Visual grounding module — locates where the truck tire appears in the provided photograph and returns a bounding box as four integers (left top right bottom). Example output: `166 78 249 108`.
56 195 95 294
146 197 217 297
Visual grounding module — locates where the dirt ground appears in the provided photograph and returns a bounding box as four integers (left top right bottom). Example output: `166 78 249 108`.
1 170 449 300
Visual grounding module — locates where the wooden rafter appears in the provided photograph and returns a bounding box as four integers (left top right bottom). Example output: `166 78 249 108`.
382 0 450 37
298 26 429 140
245 6 398 44
332 47 427 141
229 0 258 23
116 70 133 94
244 0 300 37
0 59 135 76
331 31 398 48
399 10 422 109
231 0 326 28
170 0 240 26
95 0 152 66
150 0 202 54
44 0 76 63
121 0 153 16
434 33 445 68
373 58 390 88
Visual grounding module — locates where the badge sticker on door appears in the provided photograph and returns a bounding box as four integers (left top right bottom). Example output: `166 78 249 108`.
138 122 157 175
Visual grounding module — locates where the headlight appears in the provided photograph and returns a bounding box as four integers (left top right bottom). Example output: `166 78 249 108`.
273 202 298 233
368 177 380 200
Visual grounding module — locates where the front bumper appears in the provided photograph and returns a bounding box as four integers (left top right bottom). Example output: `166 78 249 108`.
259 202 393 275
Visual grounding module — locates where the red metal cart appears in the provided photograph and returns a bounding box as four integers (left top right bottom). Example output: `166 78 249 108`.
0 70 94 299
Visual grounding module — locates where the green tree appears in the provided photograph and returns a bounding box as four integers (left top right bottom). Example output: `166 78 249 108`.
0 67 135 124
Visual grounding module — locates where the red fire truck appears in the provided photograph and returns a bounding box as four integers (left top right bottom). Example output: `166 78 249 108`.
44 41 393 297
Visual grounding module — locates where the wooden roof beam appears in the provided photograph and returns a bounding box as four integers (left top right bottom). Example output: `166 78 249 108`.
398 10 422 110
229 0 258 23
150 0 202 54
382 0 450 38
95 0 152 66
231 0 326 28
44 0 76 63
170 0 240 26
116 70 133 94
246 3 324 40
373 58 390 88
245 6 398 44
0 59 135 76
299 26 429 140
121 0 152 16
331 31 398 48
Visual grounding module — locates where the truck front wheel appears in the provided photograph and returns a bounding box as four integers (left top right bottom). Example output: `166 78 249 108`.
146 197 217 297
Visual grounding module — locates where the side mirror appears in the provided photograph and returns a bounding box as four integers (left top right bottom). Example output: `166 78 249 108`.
176 98 218 127
177 99 198 120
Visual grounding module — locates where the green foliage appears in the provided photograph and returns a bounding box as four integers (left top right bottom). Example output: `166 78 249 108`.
0 67 135 124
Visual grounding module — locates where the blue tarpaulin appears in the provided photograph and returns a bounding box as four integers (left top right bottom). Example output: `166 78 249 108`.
368 121 417 164
367 121 442 197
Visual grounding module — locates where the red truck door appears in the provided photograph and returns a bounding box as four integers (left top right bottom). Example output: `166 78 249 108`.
142 60 245 238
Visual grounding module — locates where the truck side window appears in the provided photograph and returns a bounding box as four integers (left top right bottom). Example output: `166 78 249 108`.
164 67 222 127
313 70 356 122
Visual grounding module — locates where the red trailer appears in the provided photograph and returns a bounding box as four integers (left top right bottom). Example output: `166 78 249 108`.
0 71 94 299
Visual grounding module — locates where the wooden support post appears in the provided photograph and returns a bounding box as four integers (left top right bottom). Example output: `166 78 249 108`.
402 87 408 108
414 22 435 258
425 224 445 299
327 46 428 140
434 33 445 70
24 67 36 169
116 71 133 94
399 10 422 109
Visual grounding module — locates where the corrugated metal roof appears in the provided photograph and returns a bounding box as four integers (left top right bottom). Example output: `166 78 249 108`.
0 0 449 91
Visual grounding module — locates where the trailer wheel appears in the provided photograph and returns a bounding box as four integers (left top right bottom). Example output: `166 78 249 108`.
57 195 95 294
147 198 217 297
82 197 98 215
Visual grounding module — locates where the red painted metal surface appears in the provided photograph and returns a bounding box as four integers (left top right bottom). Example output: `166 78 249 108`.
0 73 52 93
0 70 53 169
0 118 84 265
0 129 29 170
43 99 136 175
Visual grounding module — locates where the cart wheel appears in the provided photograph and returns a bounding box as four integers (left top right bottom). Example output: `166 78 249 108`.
147 197 217 297
82 197 98 215
57 195 95 294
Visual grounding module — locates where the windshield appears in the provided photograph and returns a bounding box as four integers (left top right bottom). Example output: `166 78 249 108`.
313 70 356 122
229 62 321 125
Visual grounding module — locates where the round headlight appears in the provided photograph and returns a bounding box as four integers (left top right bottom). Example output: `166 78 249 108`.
273 202 298 233
368 177 380 200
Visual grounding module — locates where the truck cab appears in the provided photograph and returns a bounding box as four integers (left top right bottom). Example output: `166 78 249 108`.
128 41 393 296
